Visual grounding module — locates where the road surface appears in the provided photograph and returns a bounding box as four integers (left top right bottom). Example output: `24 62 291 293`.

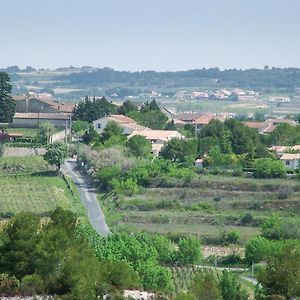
62 159 111 236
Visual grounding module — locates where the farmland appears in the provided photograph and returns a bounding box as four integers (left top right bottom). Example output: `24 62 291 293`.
0 156 84 218
107 174 300 245
6 127 38 138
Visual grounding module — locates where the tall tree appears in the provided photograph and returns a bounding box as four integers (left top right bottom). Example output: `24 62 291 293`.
0 72 16 122
44 142 68 170
73 96 117 123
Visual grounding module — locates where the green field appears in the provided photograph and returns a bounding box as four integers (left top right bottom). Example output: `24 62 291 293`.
0 176 77 215
0 156 50 174
6 127 38 138
107 175 300 245
0 156 85 219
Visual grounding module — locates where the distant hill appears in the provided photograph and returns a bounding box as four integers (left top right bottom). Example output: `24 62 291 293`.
3 66 300 99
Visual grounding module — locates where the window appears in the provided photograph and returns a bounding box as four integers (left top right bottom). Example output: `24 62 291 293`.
286 160 290 165
97 123 101 129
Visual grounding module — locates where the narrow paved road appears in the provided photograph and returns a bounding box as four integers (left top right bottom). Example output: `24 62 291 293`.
62 159 111 236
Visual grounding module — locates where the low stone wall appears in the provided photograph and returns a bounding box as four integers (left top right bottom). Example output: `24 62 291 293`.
3 147 46 157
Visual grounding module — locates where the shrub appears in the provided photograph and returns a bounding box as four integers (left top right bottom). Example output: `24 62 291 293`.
0 273 20 296
20 274 45 296
252 158 286 179
96 165 122 191
277 187 292 199
245 236 277 263
239 213 254 226
176 236 202 265
111 177 139 195
220 230 240 245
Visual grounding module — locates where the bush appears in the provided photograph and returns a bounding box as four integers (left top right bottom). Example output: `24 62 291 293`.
96 165 122 191
111 177 139 195
0 273 20 296
245 236 278 263
239 213 254 226
220 230 240 245
252 158 286 178
20 274 45 296
277 187 292 199
176 237 202 265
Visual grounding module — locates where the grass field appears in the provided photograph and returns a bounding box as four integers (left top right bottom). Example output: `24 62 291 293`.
0 176 76 214
0 156 85 220
0 156 50 174
6 127 38 138
106 174 300 245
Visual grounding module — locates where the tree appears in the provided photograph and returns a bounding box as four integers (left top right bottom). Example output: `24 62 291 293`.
219 271 248 300
252 158 286 178
257 244 300 299
176 237 202 265
44 142 68 170
129 110 168 130
36 122 55 144
126 135 152 158
0 72 16 122
117 100 138 115
0 212 40 278
190 271 222 300
160 138 198 165
83 125 99 144
165 119 176 130
72 120 89 133
73 96 117 123
101 121 124 142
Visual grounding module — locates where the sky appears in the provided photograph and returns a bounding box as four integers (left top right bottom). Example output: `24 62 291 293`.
0 0 300 71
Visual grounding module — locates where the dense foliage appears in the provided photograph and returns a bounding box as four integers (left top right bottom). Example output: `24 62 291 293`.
252 158 286 178
79 227 202 293
257 244 300 299
73 96 116 122
0 209 139 299
128 99 168 129
0 72 16 122
44 142 68 170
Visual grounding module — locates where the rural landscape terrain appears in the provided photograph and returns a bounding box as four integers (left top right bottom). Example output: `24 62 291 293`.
0 64 299 299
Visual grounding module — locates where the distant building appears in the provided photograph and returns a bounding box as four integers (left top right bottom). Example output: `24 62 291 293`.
93 115 146 135
269 96 290 103
280 153 300 169
128 129 183 144
14 95 75 114
13 112 71 128
243 118 297 134
93 114 184 157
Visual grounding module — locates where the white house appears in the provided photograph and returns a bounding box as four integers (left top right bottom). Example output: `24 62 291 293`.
128 129 184 144
93 115 146 135
280 153 300 169
128 129 184 157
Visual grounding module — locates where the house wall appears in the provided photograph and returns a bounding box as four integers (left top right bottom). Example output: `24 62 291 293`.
282 159 299 169
16 98 58 113
13 118 68 128
93 118 136 135
93 117 108 134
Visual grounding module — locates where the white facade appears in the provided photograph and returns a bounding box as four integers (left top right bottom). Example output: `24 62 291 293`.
93 115 146 135
280 153 300 170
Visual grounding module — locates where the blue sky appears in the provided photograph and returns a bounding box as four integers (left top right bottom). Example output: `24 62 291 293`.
1 0 300 71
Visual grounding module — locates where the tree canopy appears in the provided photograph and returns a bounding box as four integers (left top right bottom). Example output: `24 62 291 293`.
126 135 152 158
44 142 68 170
0 72 16 122
73 96 117 123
